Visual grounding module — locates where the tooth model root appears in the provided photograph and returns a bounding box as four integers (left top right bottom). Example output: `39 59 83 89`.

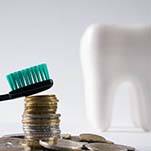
80 24 151 131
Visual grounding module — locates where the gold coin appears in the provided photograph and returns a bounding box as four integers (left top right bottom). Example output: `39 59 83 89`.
25 104 57 108
24 139 41 148
23 111 56 114
24 110 57 113
24 109 57 113
25 99 58 104
39 137 58 146
22 117 60 121
25 99 58 102
24 107 57 110
47 137 58 145
22 118 60 121
22 118 59 121
24 108 57 112
23 117 59 121
24 111 57 114
25 102 57 106
26 95 57 99
25 95 58 103
24 106 57 110
22 120 60 125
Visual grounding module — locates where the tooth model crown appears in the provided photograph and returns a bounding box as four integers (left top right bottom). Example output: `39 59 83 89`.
80 24 151 131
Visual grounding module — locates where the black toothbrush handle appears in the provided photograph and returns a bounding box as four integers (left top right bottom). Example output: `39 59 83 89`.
0 94 10 101
0 79 53 102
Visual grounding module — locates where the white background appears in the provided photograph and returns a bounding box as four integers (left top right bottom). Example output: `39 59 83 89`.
0 0 151 150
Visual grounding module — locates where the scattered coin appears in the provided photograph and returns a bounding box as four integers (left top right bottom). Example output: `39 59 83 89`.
85 143 135 151
61 134 72 139
70 136 81 142
79 133 106 143
2 133 24 139
1 133 135 151
40 138 87 151
105 140 114 144
0 137 26 151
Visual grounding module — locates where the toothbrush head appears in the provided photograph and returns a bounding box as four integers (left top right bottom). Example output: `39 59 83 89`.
6 63 53 99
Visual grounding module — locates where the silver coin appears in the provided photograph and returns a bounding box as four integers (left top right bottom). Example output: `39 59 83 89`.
61 134 71 139
25 134 61 138
25 135 53 139
0 137 27 151
24 130 59 133
23 127 60 132
26 134 60 139
23 129 60 133
23 130 60 133
24 131 61 136
40 139 87 151
2 133 24 139
23 127 58 131
85 143 135 151
23 126 60 130
24 131 61 135
23 125 60 129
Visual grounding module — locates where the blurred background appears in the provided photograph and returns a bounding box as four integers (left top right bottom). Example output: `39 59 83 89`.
0 0 151 150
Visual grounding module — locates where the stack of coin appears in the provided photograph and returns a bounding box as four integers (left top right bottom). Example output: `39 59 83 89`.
22 95 61 148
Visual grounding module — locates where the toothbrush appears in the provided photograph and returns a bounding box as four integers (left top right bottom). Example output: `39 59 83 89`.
0 63 53 101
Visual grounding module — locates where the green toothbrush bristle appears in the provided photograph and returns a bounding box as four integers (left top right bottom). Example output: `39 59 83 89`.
6 64 51 91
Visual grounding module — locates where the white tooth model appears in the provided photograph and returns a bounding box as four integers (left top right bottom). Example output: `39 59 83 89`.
80 24 151 131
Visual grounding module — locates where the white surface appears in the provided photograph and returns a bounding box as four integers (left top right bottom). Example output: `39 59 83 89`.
0 0 150 150
0 124 151 151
